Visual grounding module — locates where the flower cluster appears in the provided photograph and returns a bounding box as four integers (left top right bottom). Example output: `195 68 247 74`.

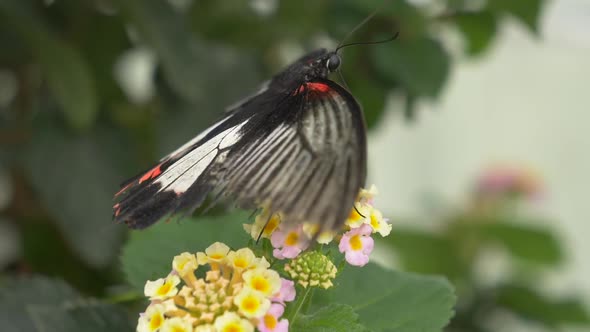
339 185 391 266
244 185 391 267
137 243 295 332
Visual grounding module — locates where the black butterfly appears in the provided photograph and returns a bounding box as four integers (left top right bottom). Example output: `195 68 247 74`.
113 48 367 233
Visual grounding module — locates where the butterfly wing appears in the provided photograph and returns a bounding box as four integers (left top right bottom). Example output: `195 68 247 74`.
113 111 252 229
113 78 366 232
213 78 366 231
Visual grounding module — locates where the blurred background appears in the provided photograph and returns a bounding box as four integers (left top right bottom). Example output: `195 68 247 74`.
0 0 589 331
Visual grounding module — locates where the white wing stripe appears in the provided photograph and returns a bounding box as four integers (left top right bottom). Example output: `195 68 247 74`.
170 149 218 194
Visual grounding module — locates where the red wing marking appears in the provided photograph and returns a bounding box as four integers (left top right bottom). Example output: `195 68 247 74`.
115 182 133 196
113 203 121 217
294 82 331 95
306 82 330 93
139 164 163 184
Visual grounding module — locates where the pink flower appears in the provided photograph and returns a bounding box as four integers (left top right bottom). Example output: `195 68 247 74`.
258 303 289 332
475 165 542 199
338 224 374 267
272 278 296 304
271 225 309 259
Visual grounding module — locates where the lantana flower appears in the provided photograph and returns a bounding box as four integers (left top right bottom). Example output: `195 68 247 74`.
214 312 254 332
345 202 371 228
242 268 282 297
302 222 336 244
369 209 392 237
136 242 294 332
196 242 231 266
271 224 309 259
234 287 271 318
144 274 181 300
272 278 296 304
227 248 258 271
160 317 194 332
258 303 289 332
339 224 374 267
243 205 282 240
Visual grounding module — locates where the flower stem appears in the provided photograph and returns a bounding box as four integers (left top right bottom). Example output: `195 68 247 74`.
288 286 312 323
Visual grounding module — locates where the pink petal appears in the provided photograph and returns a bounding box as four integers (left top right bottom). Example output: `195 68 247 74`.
275 319 289 332
345 250 370 266
268 303 285 317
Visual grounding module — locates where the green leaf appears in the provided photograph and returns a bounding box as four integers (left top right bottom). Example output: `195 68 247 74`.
292 304 369 332
117 0 199 102
119 0 259 104
455 11 498 56
121 214 250 290
0 276 133 332
0 1 98 130
22 122 127 268
488 0 545 33
348 72 388 130
496 284 590 326
29 302 134 332
372 37 451 98
379 228 466 280
316 264 456 332
460 221 563 266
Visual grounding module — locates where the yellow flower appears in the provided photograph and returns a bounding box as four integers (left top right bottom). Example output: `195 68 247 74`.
144 304 167 331
302 222 336 244
194 325 215 332
214 312 254 332
226 248 257 271
160 317 193 332
173 252 198 276
234 288 271 318
242 268 281 297
359 184 379 203
244 206 282 240
144 274 181 300
253 256 270 269
345 203 371 228
369 208 392 237
196 242 231 265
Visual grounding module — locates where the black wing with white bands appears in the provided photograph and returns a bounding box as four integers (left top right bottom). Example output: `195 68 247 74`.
113 78 366 232
219 79 367 231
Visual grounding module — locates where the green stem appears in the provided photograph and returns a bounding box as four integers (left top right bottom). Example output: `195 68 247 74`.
288 286 312 323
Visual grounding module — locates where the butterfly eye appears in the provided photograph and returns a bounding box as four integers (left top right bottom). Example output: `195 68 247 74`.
326 54 341 72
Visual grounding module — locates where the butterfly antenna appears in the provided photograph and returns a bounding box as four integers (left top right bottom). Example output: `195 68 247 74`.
336 31 399 52
354 205 366 218
336 3 383 51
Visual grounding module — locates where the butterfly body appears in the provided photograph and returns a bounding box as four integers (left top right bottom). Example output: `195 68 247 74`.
114 49 367 232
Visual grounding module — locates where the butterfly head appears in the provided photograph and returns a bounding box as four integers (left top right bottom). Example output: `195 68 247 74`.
301 50 342 82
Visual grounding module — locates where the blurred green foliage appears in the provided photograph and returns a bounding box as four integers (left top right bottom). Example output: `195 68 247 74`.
380 171 590 332
2 0 583 331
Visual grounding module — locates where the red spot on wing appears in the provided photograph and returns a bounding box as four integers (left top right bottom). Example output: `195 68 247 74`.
113 203 121 217
306 82 330 93
115 183 133 196
139 164 163 184
294 82 332 96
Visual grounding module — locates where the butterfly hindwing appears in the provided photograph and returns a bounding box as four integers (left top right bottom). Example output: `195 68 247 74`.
215 78 366 231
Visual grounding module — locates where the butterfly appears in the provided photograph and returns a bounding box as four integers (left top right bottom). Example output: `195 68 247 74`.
113 48 367 234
